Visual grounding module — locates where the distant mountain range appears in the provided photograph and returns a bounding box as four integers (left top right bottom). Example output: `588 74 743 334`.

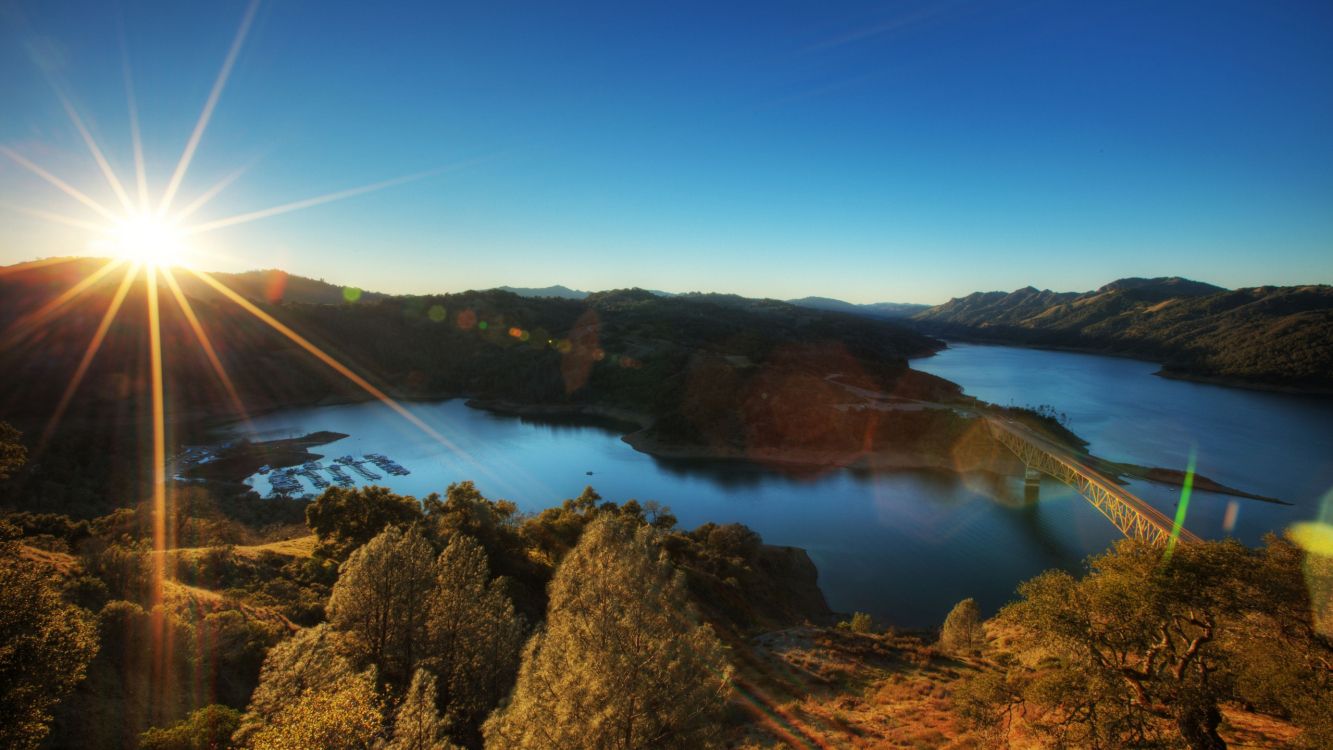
496 284 589 300
497 285 677 300
911 277 1333 393
786 296 930 319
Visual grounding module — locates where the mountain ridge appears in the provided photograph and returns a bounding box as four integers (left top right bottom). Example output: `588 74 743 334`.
912 277 1333 393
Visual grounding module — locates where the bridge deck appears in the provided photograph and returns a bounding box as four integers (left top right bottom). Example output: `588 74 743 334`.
986 417 1201 547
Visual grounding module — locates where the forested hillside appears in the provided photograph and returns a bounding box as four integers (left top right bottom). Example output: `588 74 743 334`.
912 277 1333 392
0 258 956 516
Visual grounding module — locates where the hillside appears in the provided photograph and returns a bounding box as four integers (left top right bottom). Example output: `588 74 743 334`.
495 284 588 299
196 268 388 306
912 277 1333 392
788 296 930 319
0 258 956 515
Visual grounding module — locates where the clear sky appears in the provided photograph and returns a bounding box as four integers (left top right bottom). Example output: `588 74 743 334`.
2 0 1331 303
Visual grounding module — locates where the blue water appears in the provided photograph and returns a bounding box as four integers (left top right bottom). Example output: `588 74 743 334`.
914 343 1333 547
231 343 1333 627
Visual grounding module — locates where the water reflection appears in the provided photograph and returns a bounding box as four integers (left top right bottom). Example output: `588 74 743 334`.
229 344 1331 626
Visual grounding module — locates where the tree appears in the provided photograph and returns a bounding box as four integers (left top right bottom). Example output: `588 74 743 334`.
235 624 356 745
0 420 26 480
245 669 383 750
840 611 875 634
483 516 732 750
424 533 524 745
328 525 437 687
307 485 424 560
983 540 1253 749
939 598 983 654
386 669 460 750
139 704 242 750
0 523 99 750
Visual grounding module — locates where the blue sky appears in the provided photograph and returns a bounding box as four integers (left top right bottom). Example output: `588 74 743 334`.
2 0 1331 303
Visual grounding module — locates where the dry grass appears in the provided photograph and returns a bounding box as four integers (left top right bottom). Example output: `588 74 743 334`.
18 544 79 576
724 627 979 749
724 624 1304 750
162 576 297 632
231 534 317 559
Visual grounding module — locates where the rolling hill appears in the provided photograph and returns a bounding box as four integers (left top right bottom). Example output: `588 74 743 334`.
912 277 1333 392
0 257 957 515
787 296 930 319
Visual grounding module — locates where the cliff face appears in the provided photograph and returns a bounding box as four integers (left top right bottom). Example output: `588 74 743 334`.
913 279 1333 392
752 545 834 624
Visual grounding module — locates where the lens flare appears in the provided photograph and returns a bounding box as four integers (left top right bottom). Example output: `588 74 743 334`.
104 214 187 266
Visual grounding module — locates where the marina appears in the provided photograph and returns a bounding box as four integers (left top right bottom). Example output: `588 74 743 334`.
250 453 411 497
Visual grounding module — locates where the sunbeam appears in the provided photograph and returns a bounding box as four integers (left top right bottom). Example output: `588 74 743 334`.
171 163 252 224
120 29 151 212
185 268 481 464
56 91 136 214
2 257 126 348
1 203 107 233
159 266 252 429
40 263 141 445
145 264 176 709
0 256 80 277
156 0 261 217
0 146 122 222
183 167 453 236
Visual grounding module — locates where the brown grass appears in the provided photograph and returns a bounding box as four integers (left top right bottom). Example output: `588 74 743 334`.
724 624 1303 750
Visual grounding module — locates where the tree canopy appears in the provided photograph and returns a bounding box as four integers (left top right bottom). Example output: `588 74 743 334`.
0 523 98 750
957 537 1333 750
484 515 733 750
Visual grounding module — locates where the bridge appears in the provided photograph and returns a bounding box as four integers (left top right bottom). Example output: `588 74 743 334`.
985 416 1201 547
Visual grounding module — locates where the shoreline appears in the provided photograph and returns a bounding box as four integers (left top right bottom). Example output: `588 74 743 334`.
910 337 1332 397
198 395 1283 507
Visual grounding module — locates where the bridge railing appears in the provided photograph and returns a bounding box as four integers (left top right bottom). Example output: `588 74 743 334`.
986 418 1200 547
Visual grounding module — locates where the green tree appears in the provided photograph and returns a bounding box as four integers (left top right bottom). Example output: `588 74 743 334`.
0 523 99 750
139 704 242 750
424 533 524 745
483 516 732 750
307 485 424 560
939 597 983 654
328 525 437 687
246 669 384 750
386 669 459 750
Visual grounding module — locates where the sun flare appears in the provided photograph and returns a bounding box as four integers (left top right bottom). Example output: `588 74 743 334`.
103 215 187 267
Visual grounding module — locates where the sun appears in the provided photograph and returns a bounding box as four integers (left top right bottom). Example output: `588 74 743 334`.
104 214 188 267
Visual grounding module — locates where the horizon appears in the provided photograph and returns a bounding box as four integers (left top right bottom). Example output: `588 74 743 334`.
3 1 1332 303
3 253 1273 306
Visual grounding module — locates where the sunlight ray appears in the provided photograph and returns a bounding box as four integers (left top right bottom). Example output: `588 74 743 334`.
156 0 261 217
40 263 141 445
145 265 176 694
147 266 169 599
0 256 81 276
185 268 491 469
182 168 449 236
2 257 125 348
0 203 107 233
1 146 122 222
121 34 151 211
160 266 253 429
56 91 136 213
171 163 251 223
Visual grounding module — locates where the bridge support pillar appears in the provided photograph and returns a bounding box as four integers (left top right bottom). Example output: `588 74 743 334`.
1024 466 1041 501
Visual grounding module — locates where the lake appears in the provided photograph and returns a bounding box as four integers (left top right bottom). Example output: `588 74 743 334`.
231 343 1333 627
